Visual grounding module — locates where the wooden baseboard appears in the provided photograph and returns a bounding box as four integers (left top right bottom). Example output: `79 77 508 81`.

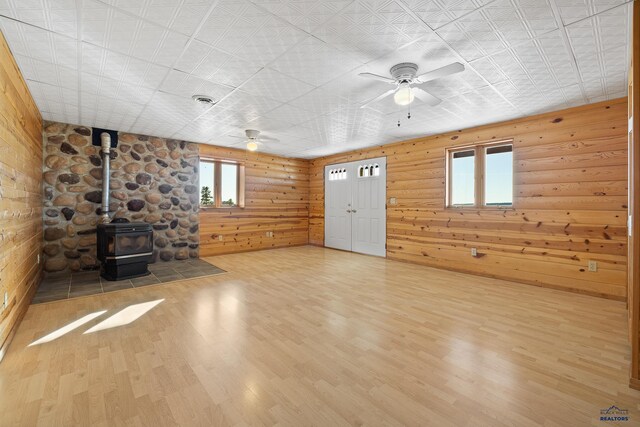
630 377 640 390
0 320 18 364
199 242 310 258
0 270 41 364
386 253 625 302
307 243 623 301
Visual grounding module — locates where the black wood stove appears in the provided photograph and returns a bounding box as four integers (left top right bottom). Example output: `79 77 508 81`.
97 222 153 281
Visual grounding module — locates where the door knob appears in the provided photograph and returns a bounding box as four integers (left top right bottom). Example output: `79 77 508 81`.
352 210 357 213
346 209 352 213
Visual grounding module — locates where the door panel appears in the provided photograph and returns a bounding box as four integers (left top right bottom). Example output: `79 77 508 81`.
324 163 352 251
324 157 386 257
352 157 386 257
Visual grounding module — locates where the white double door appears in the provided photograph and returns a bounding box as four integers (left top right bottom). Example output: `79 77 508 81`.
324 157 386 257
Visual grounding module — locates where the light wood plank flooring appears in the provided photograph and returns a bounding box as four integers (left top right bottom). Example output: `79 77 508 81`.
1 246 639 426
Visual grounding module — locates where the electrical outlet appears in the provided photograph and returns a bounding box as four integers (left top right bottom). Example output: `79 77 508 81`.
217 235 223 241
37 254 40 264
471 248 478 257
588 260 597 272
3 291 7 310
389 197 397 205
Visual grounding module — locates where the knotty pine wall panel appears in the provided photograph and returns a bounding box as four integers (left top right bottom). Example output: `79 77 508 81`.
309 99 628 300
627 0 639 389
198 145 309 256
0 30 43 358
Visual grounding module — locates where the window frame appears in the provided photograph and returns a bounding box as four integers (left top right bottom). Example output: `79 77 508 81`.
199 158 245 209
445 139 514 209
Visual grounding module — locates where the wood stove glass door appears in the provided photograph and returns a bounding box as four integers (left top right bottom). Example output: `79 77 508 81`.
109 233 153 257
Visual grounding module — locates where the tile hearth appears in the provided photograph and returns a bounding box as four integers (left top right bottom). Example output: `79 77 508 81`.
32 259 225 304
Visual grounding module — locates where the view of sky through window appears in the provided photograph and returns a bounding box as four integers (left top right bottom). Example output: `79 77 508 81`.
451 151 475 205
485 147 513 205
221 163 238 206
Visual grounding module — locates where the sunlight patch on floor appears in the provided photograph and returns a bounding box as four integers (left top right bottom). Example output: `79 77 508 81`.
28 310 108 346
84 299 164 334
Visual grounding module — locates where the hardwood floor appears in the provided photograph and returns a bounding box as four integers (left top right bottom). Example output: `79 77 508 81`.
1 246 638 426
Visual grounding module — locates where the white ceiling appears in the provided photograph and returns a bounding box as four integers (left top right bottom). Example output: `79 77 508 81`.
0 0 632 158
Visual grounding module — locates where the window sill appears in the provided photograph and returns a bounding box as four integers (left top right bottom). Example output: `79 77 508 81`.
199 206 245 210
445 205 515 211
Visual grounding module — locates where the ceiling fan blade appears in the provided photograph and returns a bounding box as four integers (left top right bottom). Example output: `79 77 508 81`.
260 135 280 142
415 62 465 84
412 87 441 106
360 89 396 109
358 72 396 84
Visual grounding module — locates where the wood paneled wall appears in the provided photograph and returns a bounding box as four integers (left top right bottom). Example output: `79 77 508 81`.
310 99 628 300
0 30 43 359
628 0 640 390
198 145 309 256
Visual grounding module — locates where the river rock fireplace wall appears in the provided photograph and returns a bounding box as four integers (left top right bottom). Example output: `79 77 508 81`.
42 121 200 274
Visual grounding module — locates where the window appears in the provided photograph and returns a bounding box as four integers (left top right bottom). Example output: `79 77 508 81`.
220 163 238 206
358 163 380 178
449 150 475 206
484 145 513 206
199 159 245 208
446 141 513 208
328 167 348 181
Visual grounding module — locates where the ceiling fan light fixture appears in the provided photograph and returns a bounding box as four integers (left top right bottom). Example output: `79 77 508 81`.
394 84 414 106
246 141 258 151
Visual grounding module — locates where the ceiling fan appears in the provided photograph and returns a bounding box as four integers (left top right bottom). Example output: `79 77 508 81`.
231 129 279 152
359 62 465 109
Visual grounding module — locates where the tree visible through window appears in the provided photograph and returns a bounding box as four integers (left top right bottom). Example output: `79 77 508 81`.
199 159 244 208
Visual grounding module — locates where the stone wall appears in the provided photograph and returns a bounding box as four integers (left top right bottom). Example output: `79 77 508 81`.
42 121 200 274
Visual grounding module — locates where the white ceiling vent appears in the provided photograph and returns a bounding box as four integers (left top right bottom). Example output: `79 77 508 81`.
191 95 217 106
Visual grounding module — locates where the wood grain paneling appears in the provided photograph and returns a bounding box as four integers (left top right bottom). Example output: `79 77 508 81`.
0 30 43 360
628 1 640 390
198 145 309 256
310 99 628 300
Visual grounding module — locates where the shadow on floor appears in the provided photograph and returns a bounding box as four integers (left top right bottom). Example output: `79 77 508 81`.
33 259 226 304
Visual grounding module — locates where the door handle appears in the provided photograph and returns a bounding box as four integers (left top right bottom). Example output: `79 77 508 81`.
351 210 357 213
346 209 352 213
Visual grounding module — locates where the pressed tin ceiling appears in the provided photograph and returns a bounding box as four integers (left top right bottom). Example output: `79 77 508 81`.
0 0 632 158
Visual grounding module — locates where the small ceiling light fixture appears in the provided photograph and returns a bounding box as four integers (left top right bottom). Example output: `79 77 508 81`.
191 94 217 106
246 141 258 151
393 83 414 106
